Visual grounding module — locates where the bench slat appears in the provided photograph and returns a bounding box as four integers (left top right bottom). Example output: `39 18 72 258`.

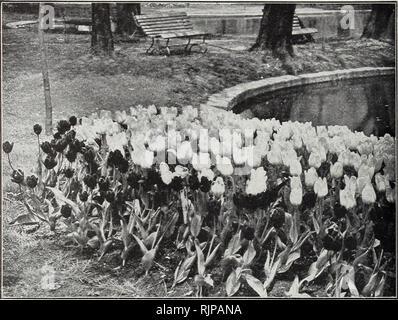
159 31 206 39
136 13 188 19
140 22 193 29
292 27 318 35
138 19 191 26
143 26 194 33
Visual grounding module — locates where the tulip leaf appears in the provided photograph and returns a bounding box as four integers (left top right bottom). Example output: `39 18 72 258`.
245 273 267 297
190 214 202 238
226 269 241 297
9 214 40 226
47 187 79 214
243 241 256 267
172 254 196 288
225 230 241 257
194 240 206 276
205 243 221 267
132 234 149 255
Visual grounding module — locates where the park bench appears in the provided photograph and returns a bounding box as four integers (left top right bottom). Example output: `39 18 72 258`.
292 14 318 42
134 12 209 55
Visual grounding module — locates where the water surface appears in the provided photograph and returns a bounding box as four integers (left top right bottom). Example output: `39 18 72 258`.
235 76 395 137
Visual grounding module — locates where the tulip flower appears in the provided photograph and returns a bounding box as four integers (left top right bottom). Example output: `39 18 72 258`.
290 176 302 190
192 152 211 171
289 187 303 206
386 186 395 203
304 167 318 188
339 188 356 210
289 159 302 176
374 173 387 192
314 177 328 198
198 168 215 182
232 146 246 166
176 141 193 164
358 164 375 180
160 169 173 185
267 149 282 165
361 183 376 204
356 176 371 194
246 167 268 195
330 161 343 179
216 155 234 176
211 177 225 197
308 152 321 169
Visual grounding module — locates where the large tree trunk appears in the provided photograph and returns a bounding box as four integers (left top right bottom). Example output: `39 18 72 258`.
91 3 114 55
115 3 141 38
250 4 296 59
362 4 395 40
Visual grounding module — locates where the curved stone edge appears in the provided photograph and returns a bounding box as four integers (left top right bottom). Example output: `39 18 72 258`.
202 67 395 112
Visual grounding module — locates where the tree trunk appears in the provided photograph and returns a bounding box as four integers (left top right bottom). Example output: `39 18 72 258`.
38 3 53 135
91 3 114 55
115 3 141 37
250 4 296 59
362 4 395 40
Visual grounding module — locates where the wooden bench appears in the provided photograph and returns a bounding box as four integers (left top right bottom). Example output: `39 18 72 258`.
292 15 318 42
134 12 210 55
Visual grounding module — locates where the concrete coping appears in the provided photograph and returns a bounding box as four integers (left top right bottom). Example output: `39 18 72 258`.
203 67 395 112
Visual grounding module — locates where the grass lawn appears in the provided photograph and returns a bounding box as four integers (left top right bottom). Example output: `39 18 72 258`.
1 12 395 298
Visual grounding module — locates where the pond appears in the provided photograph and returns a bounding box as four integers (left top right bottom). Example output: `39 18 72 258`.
234 76 395 137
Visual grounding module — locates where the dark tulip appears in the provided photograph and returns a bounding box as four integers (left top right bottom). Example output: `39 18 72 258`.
345 235 357 251
26 175 38 188
69 116 77 126
65 149 77 163
83 148 96 163
270 208 285 229
33 124 42 136
11 169 24 184
43 156 57 170
300 191 317 211
107 150 124 167
3 141 13 154
79 191 88 202
317 161 330 179
127 172 140 188
40 141 52 154
117 158 129 173
200 177 212 193
147 170 162 186
64 168 74 178
83 174 97 189
61 205 72 218
105 191 115 203
333 202 347 219
53 132 62 140
65 130 76 143
57 120 71 134
98 177 110 192
232 193 244 208
53 138 68 153
242 226 255 241
322 234 342 251
93 192 105 205
170 176 184 192
69 139 83 153
188 174 200 190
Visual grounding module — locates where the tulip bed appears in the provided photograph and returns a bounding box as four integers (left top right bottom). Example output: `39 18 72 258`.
3 104 396 297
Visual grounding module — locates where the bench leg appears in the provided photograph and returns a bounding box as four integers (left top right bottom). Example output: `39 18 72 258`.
146 38 155 54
